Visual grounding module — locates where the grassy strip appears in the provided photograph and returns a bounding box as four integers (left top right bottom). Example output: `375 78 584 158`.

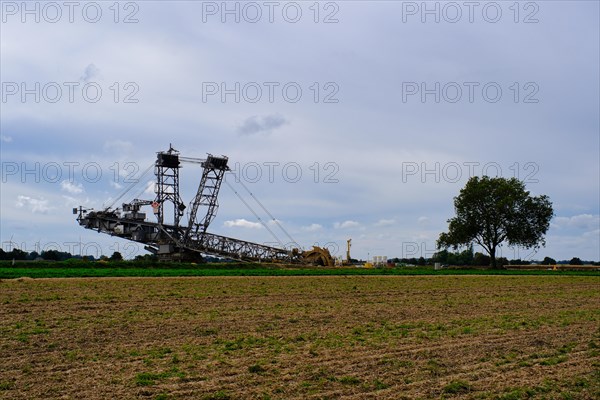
0 266 598 279
0 260 269 269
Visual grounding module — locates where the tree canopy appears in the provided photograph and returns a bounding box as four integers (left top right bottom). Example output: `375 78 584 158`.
437 176 554 268
569 257 583 265
541 256 557 265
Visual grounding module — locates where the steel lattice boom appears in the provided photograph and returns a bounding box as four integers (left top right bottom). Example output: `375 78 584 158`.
185 154 229 241
74 147 333 265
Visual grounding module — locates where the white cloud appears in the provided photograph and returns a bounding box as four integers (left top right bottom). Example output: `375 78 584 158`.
552 214 599 230
16 195 52 214
375 219 395 227
0 135 12 143
334 220 360 229
110 181 124 190
60 180 84 194
224 219 263 229
583 229 600 238
302 223 323 232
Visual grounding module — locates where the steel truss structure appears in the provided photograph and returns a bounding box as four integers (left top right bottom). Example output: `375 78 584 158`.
75 147 332 264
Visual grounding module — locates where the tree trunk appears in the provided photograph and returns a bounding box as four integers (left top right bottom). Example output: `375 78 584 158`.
489 247 498 269
489 247 504 269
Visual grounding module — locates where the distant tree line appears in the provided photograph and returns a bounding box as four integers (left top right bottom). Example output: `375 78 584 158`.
0 248 122 262
428 247 596 266
0 247 597 266
389 246 598 267
0 249 234 263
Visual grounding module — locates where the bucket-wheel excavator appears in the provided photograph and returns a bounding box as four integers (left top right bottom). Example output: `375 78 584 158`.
74 146 334 265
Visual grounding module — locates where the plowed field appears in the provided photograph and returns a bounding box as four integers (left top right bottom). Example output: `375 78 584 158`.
0 276 598 399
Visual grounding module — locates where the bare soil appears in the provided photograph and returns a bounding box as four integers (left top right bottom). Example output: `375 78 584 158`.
0 275 598 399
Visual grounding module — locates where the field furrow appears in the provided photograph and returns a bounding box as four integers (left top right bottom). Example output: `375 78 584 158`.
0 276 598 399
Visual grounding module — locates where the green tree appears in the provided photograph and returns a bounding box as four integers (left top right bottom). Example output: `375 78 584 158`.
432 250 448 264
9 249 27 260
109 251 123 261
432 246 474 266
472 252 491 266
497 257 509 267
437 177 553 269
457 245 474 265
41 250 60 261
509 259 529 265
541 256 556 265
569 257 583 265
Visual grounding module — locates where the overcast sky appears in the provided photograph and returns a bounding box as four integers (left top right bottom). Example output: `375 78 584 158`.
1 1 598 261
